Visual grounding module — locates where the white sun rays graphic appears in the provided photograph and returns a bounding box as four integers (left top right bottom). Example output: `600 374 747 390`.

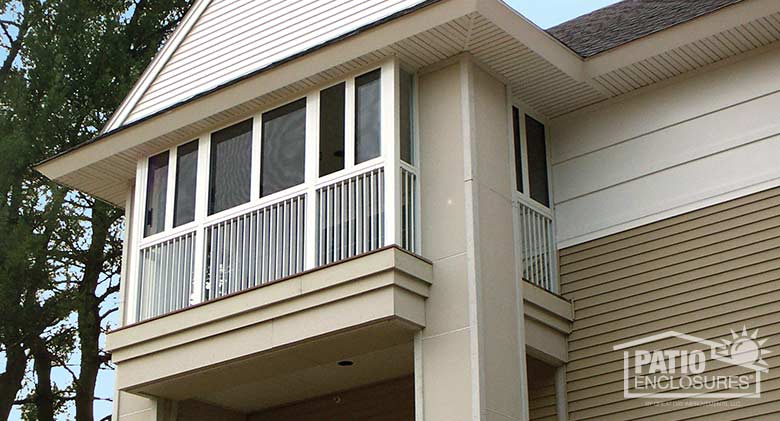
716 326 772 368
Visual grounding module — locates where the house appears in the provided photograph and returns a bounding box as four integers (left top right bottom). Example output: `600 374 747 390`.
34 0 780 419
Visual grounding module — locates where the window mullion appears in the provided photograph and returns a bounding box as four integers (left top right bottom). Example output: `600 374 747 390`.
251 116 262 200
345 78 356 169
304 93 319 270
164 147 177 231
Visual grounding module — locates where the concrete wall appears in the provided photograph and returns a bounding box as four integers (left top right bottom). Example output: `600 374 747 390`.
550 45 780 248
559 186 780 419
469 62 526 420
417 59 475 420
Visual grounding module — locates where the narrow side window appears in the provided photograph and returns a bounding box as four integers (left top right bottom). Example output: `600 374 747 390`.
400 69 414 164
512 106 524 193
174 140 198 227
525 114 549 207
319 83 345 177
144 151 169 237
355 69 381 164
209 119 253 215
261 98 307 197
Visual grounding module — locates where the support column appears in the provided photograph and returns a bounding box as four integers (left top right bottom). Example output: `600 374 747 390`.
555 365 568 421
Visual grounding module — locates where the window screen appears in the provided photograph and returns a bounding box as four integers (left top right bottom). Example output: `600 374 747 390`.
261 99 306 197
174 140 198 227
525 115 549 207
144 151 169 237
355 69 381 163
209 119 252 215
512 107 524 193
400 70 414 164
319 83 345 176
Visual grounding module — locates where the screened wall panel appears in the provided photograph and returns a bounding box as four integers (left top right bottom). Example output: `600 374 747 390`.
319 83 346 176
144 151 169 237
355 70 381 164
174 140 198 227
261 99 306 197
209 120 253 215
526 115 549 207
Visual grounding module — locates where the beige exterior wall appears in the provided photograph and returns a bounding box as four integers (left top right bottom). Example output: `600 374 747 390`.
560 186 780 420
551 45 780 248
417 59 475 420
248 377 414 420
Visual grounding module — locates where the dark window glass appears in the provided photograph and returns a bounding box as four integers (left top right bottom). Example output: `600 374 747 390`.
400 70 414 164
261 99 306 197
144 151 169 237
319 83 345 176
355 69 381 163
512 107 524 193
174 140 198 227
209 119 252 215
525 115 549 207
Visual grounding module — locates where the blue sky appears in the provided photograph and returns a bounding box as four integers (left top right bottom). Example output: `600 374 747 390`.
4 1 619 420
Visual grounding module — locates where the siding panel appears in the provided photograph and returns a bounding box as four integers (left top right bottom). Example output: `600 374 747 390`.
560 187 780 420
551 47 780 248
127 0 427 124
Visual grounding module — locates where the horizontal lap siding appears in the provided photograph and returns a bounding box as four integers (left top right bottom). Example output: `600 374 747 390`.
127 0 426 124
559 187 780 420
551 47 780 248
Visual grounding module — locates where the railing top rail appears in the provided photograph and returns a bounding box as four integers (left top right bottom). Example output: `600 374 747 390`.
314 159 384 189
139 226 198 250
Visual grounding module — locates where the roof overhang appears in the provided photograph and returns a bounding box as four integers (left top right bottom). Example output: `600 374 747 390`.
35 0 780 206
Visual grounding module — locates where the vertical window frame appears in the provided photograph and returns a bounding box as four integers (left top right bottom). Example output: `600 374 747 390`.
509 99 553 213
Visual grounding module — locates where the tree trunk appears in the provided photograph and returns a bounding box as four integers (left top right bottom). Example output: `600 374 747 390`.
32 338 55 421
75 201 111 421
0 341 27 420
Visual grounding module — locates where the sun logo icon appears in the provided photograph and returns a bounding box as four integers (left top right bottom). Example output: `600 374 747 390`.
716 326 771 369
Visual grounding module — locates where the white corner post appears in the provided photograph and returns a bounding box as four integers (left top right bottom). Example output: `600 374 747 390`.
191 134 211 306
381 57 401 247
304 92 320 270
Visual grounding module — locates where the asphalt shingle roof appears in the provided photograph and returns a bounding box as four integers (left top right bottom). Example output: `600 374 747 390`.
546 0 744 58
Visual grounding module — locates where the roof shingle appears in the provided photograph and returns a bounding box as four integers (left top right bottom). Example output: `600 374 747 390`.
546 0 744 58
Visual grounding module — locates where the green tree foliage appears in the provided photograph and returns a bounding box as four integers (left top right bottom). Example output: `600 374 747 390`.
0 1 191 419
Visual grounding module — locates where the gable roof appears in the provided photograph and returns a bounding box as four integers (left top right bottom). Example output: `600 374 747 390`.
104 0 433 133
547 0 744 58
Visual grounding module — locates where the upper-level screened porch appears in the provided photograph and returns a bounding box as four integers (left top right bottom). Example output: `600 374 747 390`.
127 59 420 323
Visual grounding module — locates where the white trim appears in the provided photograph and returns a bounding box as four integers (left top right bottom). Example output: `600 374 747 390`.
128 159 147 324
250 115 262 200
304 92 319 270
104 0 214 132
164 147 177 231
506 85 531 421
459 55 486 420
381 59 399 246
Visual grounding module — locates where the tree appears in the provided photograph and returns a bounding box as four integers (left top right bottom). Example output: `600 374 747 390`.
0 0 191 419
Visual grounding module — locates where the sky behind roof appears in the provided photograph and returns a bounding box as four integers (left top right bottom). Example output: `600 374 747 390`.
5 1 620 420
506 0 621 28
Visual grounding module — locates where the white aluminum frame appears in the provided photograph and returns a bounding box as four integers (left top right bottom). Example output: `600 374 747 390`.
125 57 418 324
507 95 559 293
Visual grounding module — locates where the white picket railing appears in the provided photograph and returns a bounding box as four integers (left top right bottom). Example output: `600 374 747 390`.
133 164 425 322
316 167 385 266
516 201 558 293
203 194 306 300
137 231 197 320
401 167 417 254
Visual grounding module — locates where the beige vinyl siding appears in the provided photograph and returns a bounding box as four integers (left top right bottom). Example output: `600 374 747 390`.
559 186 780 420
248 377 414 420
126 0 426 124
527 356 558 421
